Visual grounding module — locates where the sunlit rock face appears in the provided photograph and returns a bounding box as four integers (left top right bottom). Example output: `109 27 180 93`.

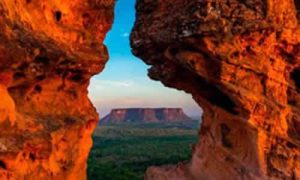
0 0 115 179
131 0 300 179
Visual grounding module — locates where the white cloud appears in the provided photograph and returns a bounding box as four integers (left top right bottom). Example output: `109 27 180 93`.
121 32 129 37
94 80 134 87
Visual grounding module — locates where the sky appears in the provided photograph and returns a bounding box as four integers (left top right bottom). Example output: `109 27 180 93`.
88 0 202 117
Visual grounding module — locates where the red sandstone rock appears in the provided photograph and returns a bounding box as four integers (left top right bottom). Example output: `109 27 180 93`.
100 108 192 124
131 0 300 179
0 0 115 179
1 0 300 179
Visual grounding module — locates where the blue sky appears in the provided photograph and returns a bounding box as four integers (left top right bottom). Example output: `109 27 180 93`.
88 0 201 117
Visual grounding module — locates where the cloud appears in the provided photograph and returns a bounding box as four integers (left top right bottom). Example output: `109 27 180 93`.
93 80 134 88
121 32 129 37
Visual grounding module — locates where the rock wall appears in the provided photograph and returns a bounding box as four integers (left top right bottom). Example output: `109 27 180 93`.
0 0 115 179
100 108 192 124
131 0 300 179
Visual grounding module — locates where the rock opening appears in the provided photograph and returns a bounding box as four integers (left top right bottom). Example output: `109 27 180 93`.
0 161 6 170
291 67 300 91
54 11 62 22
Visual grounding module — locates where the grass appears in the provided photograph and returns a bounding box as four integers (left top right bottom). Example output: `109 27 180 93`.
87 121 199 180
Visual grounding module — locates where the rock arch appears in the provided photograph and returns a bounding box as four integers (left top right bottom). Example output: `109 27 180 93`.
0 0 299 179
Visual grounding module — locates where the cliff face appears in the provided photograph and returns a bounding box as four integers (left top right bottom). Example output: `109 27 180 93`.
131 0 300 179
0 0 115 179
100 108 192 124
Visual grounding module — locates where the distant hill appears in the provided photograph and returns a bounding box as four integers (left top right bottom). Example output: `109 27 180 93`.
100 108 193 125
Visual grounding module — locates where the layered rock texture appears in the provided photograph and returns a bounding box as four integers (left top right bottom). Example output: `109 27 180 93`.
131 0 300 179
100 108 192 124
0 0 115 179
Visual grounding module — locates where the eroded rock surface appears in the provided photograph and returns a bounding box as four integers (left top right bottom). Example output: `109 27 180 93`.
131 0 300 179
0 0 115 179
100 108 192 124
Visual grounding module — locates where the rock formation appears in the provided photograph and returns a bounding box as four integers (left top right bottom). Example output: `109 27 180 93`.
100 108 192 124
2 0 300 179
131 0 300 179
0 0 115 179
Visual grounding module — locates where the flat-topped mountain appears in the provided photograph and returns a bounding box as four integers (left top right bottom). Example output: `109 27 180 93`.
100 108 192 124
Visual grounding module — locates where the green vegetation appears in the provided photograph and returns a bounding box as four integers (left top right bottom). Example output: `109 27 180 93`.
87 121 199 180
